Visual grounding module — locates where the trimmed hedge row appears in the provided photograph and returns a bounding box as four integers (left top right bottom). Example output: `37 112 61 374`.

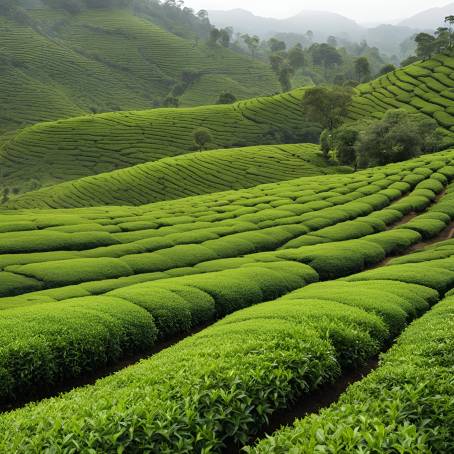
0 262 443 452
248 295 454 453
0 262 318 403
0 297 157 403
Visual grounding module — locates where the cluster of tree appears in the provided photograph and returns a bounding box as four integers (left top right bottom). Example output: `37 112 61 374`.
268 42 305 91
331 110 442 168
208 27 233 47
302 86 442 169
415 16 454 60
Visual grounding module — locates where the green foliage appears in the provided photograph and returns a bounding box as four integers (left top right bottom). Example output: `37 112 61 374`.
248 296 454 453
302 85 353 130
192 127 213 150
0 296 156 403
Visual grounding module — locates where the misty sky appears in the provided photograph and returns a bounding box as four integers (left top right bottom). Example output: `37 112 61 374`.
186 0 451 23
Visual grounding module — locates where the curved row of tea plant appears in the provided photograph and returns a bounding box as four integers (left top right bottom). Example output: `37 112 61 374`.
7 144 348 209
2 55 453 192
1 151 454 403
1 151 453 301
248 293 454 453
0 256 450 452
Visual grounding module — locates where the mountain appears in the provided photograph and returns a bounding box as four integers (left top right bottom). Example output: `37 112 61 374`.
208 8 363 41
399 3 454 29
0 2 279 135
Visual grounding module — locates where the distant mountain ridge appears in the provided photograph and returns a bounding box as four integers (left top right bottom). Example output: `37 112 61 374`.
398 2 454 28
208 4 453 57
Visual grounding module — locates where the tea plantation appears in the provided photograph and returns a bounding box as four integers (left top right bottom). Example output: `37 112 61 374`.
0 143 454 452
1 55 454 193
7 144 350 208
0 7 279 135
0 6 454 446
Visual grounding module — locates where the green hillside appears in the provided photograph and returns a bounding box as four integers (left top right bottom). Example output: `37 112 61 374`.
1 149 454 451
1 55 453 195
0 89 314 191
0 5 279 134
7 144 351 209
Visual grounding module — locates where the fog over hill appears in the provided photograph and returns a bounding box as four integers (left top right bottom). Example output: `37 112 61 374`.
208 4 453 57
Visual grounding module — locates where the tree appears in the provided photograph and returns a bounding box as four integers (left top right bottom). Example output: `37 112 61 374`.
288 43 305 71
355 109 441 166
415 32 436 59
219 28 231 47
216 92 237 104
354 56 371 82
268 38 286 53
310 43 343 77
319 129 332 159
278 63 294 92
197 9 208 21
377 64 396 77
193 127 212 150
242 34 260 57
162 96 179 107
333 126 359 168
302 86 353 131
446 15 454 47
209 28 221 46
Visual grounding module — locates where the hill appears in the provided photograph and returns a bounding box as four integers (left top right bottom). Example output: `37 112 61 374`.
0 3 279 134
6 144 350 209
1 54 453 195
399 2 454 29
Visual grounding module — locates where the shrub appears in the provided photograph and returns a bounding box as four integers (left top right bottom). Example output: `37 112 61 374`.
109 286 214 339
7 258 133 287
0 231 117 253
248 296 454 453
344 263 454 293
0 272 43 297
0 296 156 403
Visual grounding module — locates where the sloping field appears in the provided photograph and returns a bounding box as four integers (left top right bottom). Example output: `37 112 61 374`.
1 149 454 413
1 55 453 192
0 8 279 134
7 144 350 209
2 150 454 449
0 89 310 190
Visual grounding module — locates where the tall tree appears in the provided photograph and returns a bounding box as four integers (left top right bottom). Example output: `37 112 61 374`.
268 38 286 53
242 34 260 57
354 56 371 82
288 43 305 71
415 32 436 59
302 86 353 131
310 43 342 78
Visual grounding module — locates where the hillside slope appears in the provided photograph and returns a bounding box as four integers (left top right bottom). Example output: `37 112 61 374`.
0 6 279 134
1 54 453 193
7 144 350 209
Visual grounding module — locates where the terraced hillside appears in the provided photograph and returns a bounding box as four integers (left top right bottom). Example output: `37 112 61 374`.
0 89 312 191
0 7 279 134
1 149 454 451
8 144 350 209
1 55 453 194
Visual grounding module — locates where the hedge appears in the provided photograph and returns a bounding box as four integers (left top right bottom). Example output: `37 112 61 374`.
0 275 434 452
248 296 454 453
0 297 156 403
